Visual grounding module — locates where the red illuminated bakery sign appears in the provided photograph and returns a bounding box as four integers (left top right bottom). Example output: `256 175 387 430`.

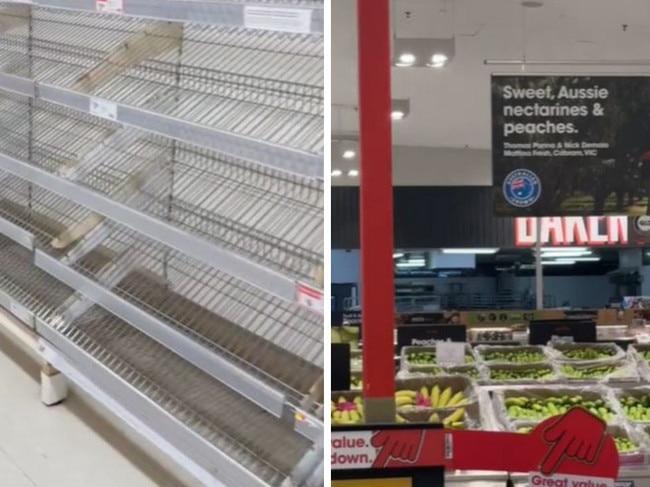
515 216 640 247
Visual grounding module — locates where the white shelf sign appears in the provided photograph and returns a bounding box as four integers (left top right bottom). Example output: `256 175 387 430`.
89 98 118 121
244 6 312 34
96 0 123 13
436 340 465 365
296 283 323 314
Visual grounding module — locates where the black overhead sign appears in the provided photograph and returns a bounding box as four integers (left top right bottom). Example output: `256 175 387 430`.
492 75 650 216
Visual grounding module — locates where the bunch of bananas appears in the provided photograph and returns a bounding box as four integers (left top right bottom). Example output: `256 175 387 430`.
395 386 468 409
331 396 363 425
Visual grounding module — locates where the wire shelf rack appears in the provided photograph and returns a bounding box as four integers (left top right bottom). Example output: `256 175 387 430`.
0 234 73 321
68 220 323 402
19 7 324 155
0 90 323 282
0 165 323 405
50 305 313 486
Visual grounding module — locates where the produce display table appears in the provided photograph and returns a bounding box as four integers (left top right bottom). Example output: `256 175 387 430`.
333 341 650 485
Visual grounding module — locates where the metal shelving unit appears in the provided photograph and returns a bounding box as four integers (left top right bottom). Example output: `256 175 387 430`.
0 2 323 486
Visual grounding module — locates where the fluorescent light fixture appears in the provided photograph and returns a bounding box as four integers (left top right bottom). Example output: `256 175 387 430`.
331 169 342 177
542 260 575 265
396 262 426 268
393 253 404 259
541 251 592 258
391 110 405 120
342 150 356 159
555 257 601 262
396 53 416 67
442 248 498 255
348 169 359 177
541 247 588 253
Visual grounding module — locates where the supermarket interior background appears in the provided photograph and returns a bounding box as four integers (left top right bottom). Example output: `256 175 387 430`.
331 0 650 313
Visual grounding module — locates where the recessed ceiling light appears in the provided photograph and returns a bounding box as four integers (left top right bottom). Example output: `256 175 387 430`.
348 169 359 177
391 110 405 120
396 53 416 67
331 169 342 177
428 53 448 68
342 150 356 159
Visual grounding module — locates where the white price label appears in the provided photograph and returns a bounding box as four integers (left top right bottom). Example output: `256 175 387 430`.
96 0 123 13
296 283 323 314
436 341 466 365
244 6 312 34
89 98 117 121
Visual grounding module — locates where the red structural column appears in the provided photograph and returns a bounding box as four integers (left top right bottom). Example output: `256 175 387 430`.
357 0 395 417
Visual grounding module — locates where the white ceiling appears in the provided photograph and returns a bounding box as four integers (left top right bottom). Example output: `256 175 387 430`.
332 0 650 182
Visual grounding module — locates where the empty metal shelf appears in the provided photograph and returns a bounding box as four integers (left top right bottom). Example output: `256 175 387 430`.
42 306 313 486
0 6 323 177
0 93 322 285
0 170 322 406
54 219 323 404
0 0 324 34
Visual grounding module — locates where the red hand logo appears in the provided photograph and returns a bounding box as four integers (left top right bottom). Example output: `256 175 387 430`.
539 407 607 475
371 430 426 468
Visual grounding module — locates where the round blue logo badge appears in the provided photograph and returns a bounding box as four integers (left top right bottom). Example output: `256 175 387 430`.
503 169 541 208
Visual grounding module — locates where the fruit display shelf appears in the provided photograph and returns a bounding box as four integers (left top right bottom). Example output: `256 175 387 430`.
549 341 625 362
331 375 478 430
394 376 476 413
559 359 640 383
396 363 481 381
485 363 558 384
475 345 548 364
612 387 650 423
493 386 618 429
401 345 476 371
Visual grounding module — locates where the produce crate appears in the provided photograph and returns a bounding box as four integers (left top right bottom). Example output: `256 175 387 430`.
493 386 617 429
444 364 483 381
611 387 650 423
397 399 481 430
631 344 650 363
557 359 640 383
485 362 558 384
401 344 476 371
629 344 650 380
476 345 548 364
331 390 364 425
395 376 476 413
396 364 483 381
608 425 648 467
549 342 625 363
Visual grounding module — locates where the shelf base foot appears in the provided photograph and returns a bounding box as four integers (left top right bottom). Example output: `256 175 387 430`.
41 363 68 406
